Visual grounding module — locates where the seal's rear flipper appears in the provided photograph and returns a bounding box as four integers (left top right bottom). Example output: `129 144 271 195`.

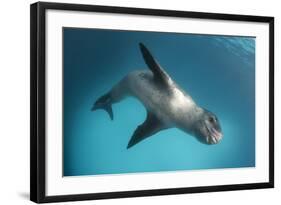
127 112 167 149
91 93 114 120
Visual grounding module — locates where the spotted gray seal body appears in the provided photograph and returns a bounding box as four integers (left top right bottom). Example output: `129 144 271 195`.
92 43 223 149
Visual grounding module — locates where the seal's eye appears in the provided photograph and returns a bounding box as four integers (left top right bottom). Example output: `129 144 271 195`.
209 117 215 123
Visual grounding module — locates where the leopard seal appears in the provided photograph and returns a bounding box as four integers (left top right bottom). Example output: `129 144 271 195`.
91 43 223 148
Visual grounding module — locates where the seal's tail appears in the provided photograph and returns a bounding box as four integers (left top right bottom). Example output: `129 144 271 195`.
91 93 114 120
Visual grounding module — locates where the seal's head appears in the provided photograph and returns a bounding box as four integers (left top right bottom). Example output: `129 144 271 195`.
192 109 223 145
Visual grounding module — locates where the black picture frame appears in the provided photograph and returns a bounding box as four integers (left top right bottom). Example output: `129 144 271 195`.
30 1 274 203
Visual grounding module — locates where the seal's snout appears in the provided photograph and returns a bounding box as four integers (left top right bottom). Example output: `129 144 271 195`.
200 110 223 145
207 127 223 144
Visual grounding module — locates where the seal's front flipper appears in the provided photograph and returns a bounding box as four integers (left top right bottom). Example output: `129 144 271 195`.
139 43 170 86
127 112 167 149
91 93 114 120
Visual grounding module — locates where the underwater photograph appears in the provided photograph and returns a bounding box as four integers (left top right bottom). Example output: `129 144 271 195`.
63 28 255 177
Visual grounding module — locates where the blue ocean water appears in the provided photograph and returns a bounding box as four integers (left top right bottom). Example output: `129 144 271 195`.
63 28 255 176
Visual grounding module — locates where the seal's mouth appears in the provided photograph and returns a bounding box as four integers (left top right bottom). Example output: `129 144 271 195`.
205 124 222 144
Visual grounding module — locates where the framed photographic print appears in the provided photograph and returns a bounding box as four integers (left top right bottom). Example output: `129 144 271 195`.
30 1 274 203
